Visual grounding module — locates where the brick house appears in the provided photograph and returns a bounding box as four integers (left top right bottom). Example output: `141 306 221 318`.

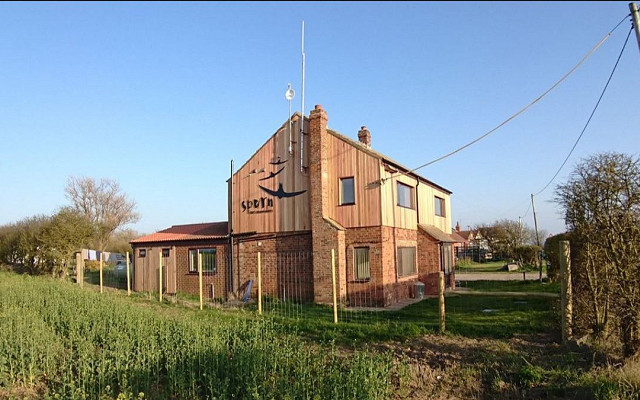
230 105 454 307
131 105 455 307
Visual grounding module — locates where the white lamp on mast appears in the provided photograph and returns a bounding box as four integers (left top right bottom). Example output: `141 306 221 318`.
285 83 295 154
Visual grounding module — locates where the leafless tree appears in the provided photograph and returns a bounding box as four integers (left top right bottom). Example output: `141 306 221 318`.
555 152 640 358
65 176 139 254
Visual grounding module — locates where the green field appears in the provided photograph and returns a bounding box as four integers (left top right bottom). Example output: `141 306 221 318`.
1 270 636 400
0 271 398 400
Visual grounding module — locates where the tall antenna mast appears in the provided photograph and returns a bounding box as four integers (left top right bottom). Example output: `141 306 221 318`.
300 20 306 172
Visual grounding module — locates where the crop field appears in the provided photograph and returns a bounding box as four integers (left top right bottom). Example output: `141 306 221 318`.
3 269 636 399
0 271 401 399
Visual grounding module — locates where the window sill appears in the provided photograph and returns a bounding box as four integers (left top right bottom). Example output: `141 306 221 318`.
338 203 355 207
396 204 415 210
351 279 371 283
397 274 418 282
187 271 217 275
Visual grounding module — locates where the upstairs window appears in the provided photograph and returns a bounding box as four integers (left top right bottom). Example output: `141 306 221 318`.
435 196 446 217
139 249 146 258
397 182 414 209
188 248 217 273
340 177 355 205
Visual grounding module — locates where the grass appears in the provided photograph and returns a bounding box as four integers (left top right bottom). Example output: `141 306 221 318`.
456 260 547 274
252 293 558 344
456 279 561 294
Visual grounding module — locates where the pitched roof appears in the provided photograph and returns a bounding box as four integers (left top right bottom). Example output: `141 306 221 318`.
327 129 452 195
449 231 468 243
418 224 457 243
233 112 451 195
456 230 475 241
130 222 228 244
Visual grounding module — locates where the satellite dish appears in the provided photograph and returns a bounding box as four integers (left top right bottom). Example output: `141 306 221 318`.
285 83 295 101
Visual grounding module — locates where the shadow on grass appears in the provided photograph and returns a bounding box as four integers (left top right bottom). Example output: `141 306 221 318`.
457 279 560 293
252 294 558 344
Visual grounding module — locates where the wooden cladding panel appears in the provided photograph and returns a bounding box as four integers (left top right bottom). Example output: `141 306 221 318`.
417 184 452 233
326 135 381 228
380 167 451 232
233 118 310 234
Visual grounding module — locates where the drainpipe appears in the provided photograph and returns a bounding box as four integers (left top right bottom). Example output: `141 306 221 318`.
415 178 420 225
228 160 234 293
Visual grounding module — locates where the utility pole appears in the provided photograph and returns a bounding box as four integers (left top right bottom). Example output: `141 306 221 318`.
531 194 543 282
630 3 640 58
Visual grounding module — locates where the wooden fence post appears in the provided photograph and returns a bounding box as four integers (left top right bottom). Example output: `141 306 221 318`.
258 252 262 315
99 252 104 293
199 252 203 310
159 253 163 302
438 271 446 333
126 251 131 296
331 249 338 324
76 252 84 287
559 240 572 343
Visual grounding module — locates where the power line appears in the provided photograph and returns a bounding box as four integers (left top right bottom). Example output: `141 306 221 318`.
532 26 633 196
390 13 631 180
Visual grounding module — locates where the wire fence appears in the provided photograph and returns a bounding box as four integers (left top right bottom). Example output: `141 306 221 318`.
72 248 561 335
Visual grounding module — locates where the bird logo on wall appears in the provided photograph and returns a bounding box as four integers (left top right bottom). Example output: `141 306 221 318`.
258 183 306 199
258 167 285 181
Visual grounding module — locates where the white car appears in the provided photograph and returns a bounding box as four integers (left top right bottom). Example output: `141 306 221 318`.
113 261 132 280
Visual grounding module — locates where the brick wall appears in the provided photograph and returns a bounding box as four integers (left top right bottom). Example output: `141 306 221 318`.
235 233 313 302
417 229 442 295
174 243 228 299
344 226 384 306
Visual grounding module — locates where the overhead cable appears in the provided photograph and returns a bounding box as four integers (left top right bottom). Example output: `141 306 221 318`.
394 13 631 179
532 26 633 196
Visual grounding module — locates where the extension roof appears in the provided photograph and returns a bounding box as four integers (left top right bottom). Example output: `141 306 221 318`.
418 224 457 243
130 222 228 244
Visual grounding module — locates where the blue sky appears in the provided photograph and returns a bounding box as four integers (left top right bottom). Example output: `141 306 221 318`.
1 1 638 237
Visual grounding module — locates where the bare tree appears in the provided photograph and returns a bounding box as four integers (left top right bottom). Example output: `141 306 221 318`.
555 152 640 358
65 176 139 253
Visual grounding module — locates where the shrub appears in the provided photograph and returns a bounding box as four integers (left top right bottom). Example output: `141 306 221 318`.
542 233 571 282
514 245 541 266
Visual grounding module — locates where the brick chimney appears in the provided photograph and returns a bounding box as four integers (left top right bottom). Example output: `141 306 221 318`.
308 104 347 305
357 126 371 148
309 104 329 219
455 221 461 232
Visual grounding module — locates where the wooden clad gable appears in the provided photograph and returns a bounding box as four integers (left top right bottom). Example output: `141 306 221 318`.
232 116 310 234
325 132 382 228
